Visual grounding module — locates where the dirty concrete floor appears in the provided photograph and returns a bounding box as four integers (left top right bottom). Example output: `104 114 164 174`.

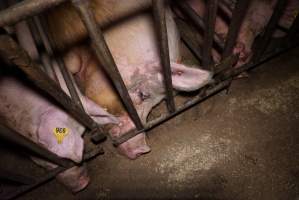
11 47 299 199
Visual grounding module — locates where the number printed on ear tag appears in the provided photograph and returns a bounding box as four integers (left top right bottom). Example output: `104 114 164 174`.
53 127 69 144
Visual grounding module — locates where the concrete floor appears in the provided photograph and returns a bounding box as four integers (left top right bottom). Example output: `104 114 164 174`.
7 47 299 199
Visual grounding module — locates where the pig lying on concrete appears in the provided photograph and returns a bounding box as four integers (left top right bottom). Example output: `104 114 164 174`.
48 2 213 159
0 68 118 192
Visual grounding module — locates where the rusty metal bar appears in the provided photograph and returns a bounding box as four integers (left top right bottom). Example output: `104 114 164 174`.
0 123 72 168
153 0 176 113
0 34 106 141
251 0 287 63
202 0 218 69
175 0 225 50
0 0 67 27
222 0 250 59
71 0 144 130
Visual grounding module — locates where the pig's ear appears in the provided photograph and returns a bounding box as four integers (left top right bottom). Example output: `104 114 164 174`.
81 96 119 125
38 109 84 163
169 62 213 91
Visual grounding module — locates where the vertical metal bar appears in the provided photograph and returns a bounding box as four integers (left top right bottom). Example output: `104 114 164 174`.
152 0 176 113
174 0 225 50
0 35 104 137
222 0 250 59
287 13 299 41
203 0 218 69
251 0 287 63
0 123 72 168
71 0 143 130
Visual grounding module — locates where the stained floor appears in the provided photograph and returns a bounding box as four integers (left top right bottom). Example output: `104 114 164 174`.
4 46 299 200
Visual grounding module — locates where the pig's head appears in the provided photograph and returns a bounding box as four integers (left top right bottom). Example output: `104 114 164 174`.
38 108 85 163
109 114 150 159
127 61 213 122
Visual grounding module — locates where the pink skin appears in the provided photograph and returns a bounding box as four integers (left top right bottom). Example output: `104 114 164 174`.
64 6 212 159
0 76 117 192
183 0 278 67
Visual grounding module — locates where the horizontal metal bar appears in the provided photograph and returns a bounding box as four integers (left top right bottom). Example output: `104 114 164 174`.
72 0 144 130
2 146 104 200
0 34 105 140
0 0 67 27
175 0 225 50
222 0 250 58
251 0 287 63
153 0 176 113
202 0 218 69
0 123 72 168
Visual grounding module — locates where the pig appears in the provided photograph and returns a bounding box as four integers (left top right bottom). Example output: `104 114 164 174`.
183 0 299 66
0 68 118 192
45 0 213 159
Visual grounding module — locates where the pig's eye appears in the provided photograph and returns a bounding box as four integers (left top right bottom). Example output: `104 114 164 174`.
172 70 183 76
138 91 150 101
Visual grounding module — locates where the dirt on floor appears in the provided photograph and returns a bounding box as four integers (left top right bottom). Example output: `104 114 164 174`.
2 46 299 200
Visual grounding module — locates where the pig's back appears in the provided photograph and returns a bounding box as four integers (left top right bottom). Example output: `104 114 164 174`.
0 76 51 139
103 9 180 68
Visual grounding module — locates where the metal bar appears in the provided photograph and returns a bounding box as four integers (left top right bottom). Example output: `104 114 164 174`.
0 34 105 140
175 18 203 62
2 146 103 200
0 123 72 168
287 13 299 41
112 39 299 146
222 0 250 59
34 16 85 111
202 0 218 69
71 0 144 130
175 0 225 50
0 168 35 185
251 0 287 63
152 0 176 113
112 54 238 146
0 0 67 27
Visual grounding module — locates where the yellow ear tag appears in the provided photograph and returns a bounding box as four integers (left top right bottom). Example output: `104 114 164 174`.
53 128 69 144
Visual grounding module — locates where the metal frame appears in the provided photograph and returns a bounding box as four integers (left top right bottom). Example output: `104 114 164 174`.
0 0 298 199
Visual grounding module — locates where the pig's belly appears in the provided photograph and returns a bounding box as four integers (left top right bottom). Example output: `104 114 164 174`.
104 9 180 68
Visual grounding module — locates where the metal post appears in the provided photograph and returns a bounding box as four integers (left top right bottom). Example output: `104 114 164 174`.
152 0 176 113
251 0 287 63
0 0 68 27
203 0 218 69
222 0 250 59
174 0 225 50
71 0 144 130
0 34 106 141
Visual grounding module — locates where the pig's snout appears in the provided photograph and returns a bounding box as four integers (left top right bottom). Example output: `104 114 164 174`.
233 42 251 65
109 115 151 159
